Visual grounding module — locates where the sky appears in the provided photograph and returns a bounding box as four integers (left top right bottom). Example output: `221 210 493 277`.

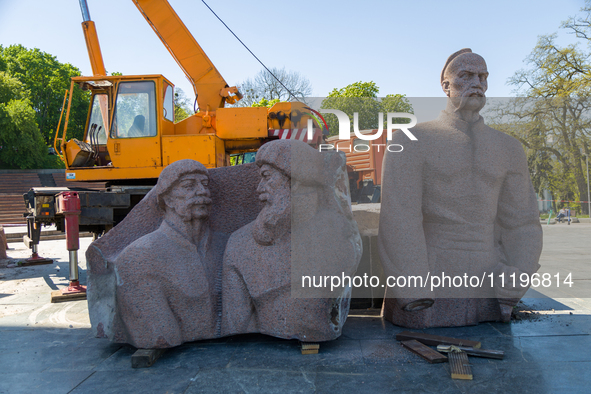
0 0 587 104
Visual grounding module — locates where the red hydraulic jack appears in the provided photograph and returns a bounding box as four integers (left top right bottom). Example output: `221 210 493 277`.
51 192 87 303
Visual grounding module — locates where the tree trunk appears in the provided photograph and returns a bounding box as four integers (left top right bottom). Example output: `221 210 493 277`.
574 157 590 215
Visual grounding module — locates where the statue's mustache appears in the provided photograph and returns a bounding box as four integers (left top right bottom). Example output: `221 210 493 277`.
464 88 485 97
188 196 212 206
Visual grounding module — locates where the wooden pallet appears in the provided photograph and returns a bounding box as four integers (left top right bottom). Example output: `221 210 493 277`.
401 340 447 363
301 343 320 355
131 349 167 368
396 331 481 349
50 290 87 303
20 258 54 267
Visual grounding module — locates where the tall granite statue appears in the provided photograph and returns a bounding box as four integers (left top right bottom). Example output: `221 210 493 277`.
222 140 362 342
87 141 361 348
378 49 543 328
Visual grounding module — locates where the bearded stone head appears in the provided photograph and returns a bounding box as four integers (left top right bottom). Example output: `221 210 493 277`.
251 140 328 245
441 48 488 113
252 142 292 245
155 159 213 222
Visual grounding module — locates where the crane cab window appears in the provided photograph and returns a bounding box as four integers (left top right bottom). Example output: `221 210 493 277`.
110 81 157 138
353 138 369 151
163 84 174 122
86 94 108 144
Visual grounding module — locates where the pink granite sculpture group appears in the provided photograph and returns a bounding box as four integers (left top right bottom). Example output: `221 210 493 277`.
378 49 543 328
86 140 361 349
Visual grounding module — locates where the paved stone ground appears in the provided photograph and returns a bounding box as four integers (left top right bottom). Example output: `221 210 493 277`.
0 224 590 393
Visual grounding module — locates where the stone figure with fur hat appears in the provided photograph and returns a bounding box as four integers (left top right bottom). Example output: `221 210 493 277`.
378 49 543 328
221 140 362 341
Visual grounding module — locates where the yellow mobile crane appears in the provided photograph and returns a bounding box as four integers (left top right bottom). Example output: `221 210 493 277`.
56 0 320 182
23 0 324 294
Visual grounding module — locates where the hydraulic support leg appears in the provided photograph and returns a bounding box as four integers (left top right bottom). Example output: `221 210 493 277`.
23 217 53 265
51 192 87 303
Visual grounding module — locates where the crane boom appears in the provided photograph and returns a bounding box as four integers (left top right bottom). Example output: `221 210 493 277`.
79 0 107 76
132 0 229 111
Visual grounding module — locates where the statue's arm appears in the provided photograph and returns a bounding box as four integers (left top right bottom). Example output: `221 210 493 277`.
221 255 257 335
377 134 429 297
116 249 182 348
496 141 543 290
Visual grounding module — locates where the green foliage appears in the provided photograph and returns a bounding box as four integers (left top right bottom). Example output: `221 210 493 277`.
0 71 49 169
251 97 280 108
548 159 579 209
510 34 591 97
0 44 90 145
0 72 27 103
322 97 380 134
503 3 591 214
66 84 90 142
0 99 47 169
327 81 379 98
381 94 414 115
229 152 256 166
175 105 190 122
491 118 558 199
39 154 65 169
174 88 194 122
490 96 591 213
321 82 413 136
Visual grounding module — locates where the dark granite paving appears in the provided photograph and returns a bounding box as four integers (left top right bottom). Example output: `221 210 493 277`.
1 226 590 393
1 312 590 394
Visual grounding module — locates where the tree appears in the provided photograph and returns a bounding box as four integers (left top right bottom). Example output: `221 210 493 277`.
0 71 27 103
320 81 413 136
381 94 414 115
328 81 380 98
236 67 312 107
0 44 90 145
0 72 47 169
251 97 280 108
174 88 194 122
502 3 591 214
562 0 591 42
488 97 591 213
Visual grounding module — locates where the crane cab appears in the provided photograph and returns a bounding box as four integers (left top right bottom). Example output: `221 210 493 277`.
58 75 175 183
55 74 271 184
